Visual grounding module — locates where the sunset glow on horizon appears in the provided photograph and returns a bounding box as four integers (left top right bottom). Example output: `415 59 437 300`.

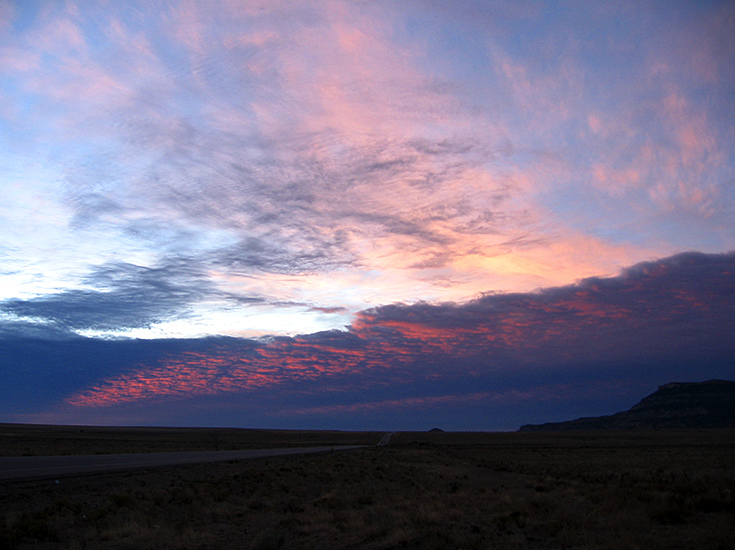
1 0 733 430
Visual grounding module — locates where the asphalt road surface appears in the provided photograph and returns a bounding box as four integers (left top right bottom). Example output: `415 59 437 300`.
0 446 366 482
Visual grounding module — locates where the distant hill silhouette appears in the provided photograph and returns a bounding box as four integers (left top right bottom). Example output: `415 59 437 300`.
519 380 735 432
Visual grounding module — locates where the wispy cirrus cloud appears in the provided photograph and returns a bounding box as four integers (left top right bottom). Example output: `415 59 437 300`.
9 0 732 334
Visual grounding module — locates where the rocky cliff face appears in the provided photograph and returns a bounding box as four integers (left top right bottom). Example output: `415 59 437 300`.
519 380 735 432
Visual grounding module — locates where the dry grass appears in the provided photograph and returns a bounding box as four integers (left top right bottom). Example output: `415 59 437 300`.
0 424 382 456
1 429 734 549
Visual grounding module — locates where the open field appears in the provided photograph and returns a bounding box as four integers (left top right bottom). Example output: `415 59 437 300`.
0 424 383 457
1 428 734 549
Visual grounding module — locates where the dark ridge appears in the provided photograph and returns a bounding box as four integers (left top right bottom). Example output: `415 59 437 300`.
519 380 735 432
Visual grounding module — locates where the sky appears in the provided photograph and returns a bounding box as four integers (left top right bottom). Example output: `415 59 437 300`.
0 0 733 431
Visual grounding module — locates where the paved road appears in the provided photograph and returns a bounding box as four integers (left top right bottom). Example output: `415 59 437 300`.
0 446 365 482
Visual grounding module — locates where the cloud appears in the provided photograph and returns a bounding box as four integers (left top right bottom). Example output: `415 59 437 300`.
45 251 734 423
3 0 735 431
1 0 734 345
0 260 225 335
3 0 542 290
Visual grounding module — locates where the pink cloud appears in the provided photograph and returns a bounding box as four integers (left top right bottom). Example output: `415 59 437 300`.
0 47 40 72
2 0 732 354
284 392 503 416
63 252 735 410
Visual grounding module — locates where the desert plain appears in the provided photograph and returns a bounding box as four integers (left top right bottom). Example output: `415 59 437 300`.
1 424 734 549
